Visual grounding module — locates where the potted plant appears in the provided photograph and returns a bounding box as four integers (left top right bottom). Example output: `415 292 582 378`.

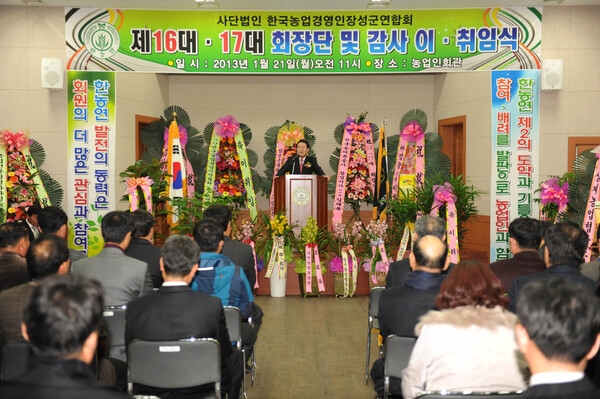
325 220 364 297
258 212 295 297
291 217 328 297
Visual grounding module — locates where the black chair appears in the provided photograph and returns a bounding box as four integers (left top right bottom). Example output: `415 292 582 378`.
0 342 31 382
224 306 247 399
365 286 385 383
103 305 127 362
384 335 417 399
416 391 524 398
127 338 222 399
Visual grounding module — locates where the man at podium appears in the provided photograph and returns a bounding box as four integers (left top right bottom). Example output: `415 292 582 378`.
276 139 327 177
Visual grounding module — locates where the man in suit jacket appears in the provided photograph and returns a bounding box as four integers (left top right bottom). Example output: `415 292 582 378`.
203 204 257 288
515 277 600 398
508 221 596 312
71 211 153 306
276 139 327 177
0 274 130 399
490 217 546 292
38 206 86 264
126 234 241 399
0 222 30 292
124 209 163 288
371 235 450 398
16 205 41 242
0 234 70 345
385 215 452 288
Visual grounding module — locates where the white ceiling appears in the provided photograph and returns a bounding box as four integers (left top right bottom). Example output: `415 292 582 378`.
3 0 600 10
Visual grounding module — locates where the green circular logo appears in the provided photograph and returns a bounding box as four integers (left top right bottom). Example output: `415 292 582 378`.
84 22 120 60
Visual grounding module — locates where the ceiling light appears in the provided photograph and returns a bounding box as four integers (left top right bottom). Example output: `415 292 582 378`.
368 0 390 9
22 0 46 5
195 0 219 7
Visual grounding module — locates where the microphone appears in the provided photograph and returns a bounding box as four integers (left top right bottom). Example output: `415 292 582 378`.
291 155 298 174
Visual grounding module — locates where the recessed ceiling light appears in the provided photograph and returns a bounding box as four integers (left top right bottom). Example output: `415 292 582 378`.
22 0 46 5
367 0 390 9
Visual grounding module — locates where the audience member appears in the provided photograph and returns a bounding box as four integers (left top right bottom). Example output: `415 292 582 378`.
203 204 257 288
516 277 600 398
124 209 162 288
508 221 596 312
0 222 30 292
490 217 545 292
17 205 41 242
126 234 241 399
71 211 153 306
402 260 526 399
0 274 130 398
386 215 451 288
37 205 86 263
0 234 70 345
192 218 261 363
371 235 449 398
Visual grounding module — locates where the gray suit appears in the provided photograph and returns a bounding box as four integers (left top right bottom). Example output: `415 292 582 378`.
71 246 153 306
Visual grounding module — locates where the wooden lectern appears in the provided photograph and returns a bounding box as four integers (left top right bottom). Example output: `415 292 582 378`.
273 175 328 230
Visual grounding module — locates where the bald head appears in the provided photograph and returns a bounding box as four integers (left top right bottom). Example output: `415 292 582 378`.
410 235 448 272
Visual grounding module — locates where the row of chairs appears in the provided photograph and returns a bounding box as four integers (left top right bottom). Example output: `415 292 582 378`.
367 288 523 399
2 305 256 399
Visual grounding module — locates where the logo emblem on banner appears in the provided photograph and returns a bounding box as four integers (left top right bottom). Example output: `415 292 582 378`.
293 187 310 206
84 22 120 59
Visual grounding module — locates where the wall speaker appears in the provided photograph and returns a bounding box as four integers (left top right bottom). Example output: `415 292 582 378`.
541 59 563 91
41 58 64 90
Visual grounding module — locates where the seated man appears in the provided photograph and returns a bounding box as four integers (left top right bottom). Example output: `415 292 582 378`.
489 217 545 292
37 205 86 263
0 222 30 292
371 235 449 398
124 209 163 288
0 274 130 398
0 234 70 345
515 277 600 398
71 211 153 305
191 219 260 362
126 234 241 399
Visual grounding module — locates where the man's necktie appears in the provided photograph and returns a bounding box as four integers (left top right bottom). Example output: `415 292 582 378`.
299 158 304 173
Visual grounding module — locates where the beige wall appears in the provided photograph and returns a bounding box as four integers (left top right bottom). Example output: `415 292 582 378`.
1 5 599 215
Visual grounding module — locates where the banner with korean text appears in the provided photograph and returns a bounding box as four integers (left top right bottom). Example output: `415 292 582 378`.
65 7 541 74
67 71 116 257
490 70 540 263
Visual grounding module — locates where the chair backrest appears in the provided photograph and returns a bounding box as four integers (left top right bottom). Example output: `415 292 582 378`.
369 287 385 328
384 335 417 380
128 338 221 397
223 306 242 350
416 391 524 398
103 305 127 361
0 342 31 382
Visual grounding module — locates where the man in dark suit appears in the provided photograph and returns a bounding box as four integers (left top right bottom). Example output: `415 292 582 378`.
37 206 86 263
490 217 545 292
126 234 241 399
371 235 449 398
275 138 327 177
71 211 153 306
0 234 70 346
0 222 30 292
124 209 163 288
0 274 130 399
508 221 596 312
516 277 600 398
203 204 257 288
17 205 41 242
385 214 451 288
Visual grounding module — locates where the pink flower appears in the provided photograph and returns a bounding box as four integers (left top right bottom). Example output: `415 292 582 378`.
401 121 424 140
214 115 240 139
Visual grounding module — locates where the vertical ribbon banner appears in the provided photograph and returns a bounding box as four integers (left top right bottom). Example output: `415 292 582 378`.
67 71 116 257
269 121 304 216
583 150 600 262
125 177 154 212
430 183 460 264
0 140 6 221
391 118 425 199
396 222 414 261
203 115 257 220
264 236 287 279
332 116 376 224
304 244 325 294
341 246 358 297
165 115 187 227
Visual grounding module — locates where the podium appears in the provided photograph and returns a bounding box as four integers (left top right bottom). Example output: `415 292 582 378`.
273 175 328 230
